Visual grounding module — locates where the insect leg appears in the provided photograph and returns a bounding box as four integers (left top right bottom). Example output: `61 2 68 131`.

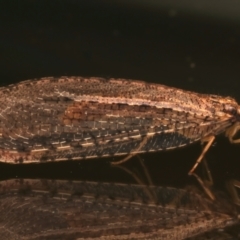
200 157 214 188
225 179 240 205
191 172 215 200
225 122 240 143
113 157 158 203
111 135 149 165
188 135 215 175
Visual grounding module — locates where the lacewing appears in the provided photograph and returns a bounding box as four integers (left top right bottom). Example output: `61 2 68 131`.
0 76 239 174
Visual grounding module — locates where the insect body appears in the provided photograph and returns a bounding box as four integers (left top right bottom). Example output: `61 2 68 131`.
0 76 239 171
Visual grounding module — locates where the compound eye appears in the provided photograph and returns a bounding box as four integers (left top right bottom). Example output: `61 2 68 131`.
224 104 237 115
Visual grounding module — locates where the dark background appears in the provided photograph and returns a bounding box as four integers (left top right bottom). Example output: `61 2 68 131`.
0 0 240 191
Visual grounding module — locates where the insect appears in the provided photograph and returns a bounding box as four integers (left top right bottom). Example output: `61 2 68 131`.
0 178 239 239
0 76 239 176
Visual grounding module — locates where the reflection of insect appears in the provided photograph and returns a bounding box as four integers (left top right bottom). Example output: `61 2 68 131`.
0 178 239 239
0 76 239 172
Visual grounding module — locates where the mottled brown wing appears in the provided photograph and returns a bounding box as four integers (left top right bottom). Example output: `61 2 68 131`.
0 77 234 163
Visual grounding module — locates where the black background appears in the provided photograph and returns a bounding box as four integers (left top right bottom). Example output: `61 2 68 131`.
0 0 240 192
